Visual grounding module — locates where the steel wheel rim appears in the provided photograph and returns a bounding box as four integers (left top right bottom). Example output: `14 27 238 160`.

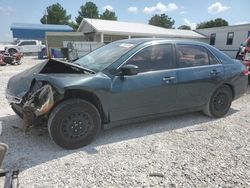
61 111 92 140
213 92 229 112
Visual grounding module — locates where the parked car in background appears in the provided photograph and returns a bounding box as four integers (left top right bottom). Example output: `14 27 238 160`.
236 37 250 80
4 40 46 55
0 51 23 66
6 39 248 149
242 37 250 77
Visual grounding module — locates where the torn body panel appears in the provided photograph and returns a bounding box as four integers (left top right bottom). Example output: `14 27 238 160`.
6 58 110 130
6 59 89 100
23 84 55 128
6 59 91 128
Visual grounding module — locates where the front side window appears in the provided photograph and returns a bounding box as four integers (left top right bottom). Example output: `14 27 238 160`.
176 44 210 67
210 33 216 45
18 41 36 46
248 31 250 38
126 44 174 73
28 41 36 45
227 32 234 45
74 41 137 72
18 42 26 46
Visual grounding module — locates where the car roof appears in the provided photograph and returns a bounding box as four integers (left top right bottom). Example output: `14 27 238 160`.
117 38 209 47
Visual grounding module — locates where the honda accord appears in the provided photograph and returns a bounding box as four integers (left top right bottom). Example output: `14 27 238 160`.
6 39 248 149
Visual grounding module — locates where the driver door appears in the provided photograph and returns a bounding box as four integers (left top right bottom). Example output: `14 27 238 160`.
109 44 177 121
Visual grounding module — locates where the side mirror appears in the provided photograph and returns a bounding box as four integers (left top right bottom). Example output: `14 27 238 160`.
120 64 139 76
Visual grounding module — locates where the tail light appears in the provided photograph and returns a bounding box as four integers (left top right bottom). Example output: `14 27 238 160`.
242 66 249 76
243 60 250 67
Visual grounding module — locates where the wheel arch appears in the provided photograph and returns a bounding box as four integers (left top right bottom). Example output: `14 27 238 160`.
7 48 18 53
63 89 109 125
223 83 235 100
209 83 235 100
203 82 234 117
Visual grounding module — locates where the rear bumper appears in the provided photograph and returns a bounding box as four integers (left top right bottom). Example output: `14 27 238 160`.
243 60 250 76
233 76 248 100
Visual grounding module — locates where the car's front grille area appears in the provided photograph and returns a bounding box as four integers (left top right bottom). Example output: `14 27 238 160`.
5 91 22 104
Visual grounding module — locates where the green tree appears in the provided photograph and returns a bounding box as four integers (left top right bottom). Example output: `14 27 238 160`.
75 1 99 27
100 9 117 20
196 18 228 29
178 25 191 30
149 14 175 29
68 21 78 31
40 3 71 24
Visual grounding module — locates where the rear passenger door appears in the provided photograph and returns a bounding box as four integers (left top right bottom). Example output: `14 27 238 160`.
175 43 224 109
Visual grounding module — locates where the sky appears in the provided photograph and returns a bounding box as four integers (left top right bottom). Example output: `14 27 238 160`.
0 0 249 41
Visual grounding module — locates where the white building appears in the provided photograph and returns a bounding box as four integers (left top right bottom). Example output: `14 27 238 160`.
196 24 250 58
77 18 207 44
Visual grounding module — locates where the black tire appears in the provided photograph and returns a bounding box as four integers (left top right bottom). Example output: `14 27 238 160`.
42 48 47 56
11 104 24 119
203 85 233 118
8 48 17 56
48 99 101 149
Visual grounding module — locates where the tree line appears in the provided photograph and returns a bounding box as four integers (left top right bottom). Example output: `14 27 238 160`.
40 1 228 31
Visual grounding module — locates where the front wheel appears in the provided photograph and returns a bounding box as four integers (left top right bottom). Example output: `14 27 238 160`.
8 48 18 56
203 85 233 118
48 99 101 149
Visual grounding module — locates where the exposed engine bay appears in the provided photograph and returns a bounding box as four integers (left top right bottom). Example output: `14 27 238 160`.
6 59 93 130
22 83 55 128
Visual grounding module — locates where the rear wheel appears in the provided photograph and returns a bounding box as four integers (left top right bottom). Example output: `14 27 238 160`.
203 85 233 118
48 99 101 149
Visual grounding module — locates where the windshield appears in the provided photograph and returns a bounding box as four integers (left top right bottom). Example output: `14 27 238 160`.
73 41 137 72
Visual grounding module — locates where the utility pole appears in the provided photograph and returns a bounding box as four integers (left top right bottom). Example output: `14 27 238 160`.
45 10 48 24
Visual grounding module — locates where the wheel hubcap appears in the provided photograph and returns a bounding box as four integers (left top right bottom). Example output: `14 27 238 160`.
61 112 91 140
213 92 229 111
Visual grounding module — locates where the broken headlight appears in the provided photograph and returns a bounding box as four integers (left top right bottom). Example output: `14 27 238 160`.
23 84 55 127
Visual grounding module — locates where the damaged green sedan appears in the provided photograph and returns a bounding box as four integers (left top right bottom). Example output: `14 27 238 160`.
6 39 248 149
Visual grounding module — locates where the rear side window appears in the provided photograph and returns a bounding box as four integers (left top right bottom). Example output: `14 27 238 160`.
208 45 232 64
176 44 211 68
126 44 174 73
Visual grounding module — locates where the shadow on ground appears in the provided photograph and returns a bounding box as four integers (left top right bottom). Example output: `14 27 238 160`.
0 108 238 171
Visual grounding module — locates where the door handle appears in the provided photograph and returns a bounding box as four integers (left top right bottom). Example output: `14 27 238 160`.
163 76 176 81
210 69 221 75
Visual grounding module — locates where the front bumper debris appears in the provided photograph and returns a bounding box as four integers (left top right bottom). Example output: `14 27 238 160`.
22 84 55 128
6 91 22 104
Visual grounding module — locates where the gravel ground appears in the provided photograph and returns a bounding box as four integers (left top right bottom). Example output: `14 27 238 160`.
0 57 250 187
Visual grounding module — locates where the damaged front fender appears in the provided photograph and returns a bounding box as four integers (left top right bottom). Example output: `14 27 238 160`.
23 84 55 127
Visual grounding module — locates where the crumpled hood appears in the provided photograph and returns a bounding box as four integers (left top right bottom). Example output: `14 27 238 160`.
7 59 94 99
7 60 46 98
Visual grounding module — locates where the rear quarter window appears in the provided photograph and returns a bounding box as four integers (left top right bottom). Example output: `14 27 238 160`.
207 45 233 64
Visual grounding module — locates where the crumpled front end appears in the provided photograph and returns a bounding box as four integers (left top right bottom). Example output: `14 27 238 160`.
8 80 58 129
6 58 92 129
22 84 55 128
